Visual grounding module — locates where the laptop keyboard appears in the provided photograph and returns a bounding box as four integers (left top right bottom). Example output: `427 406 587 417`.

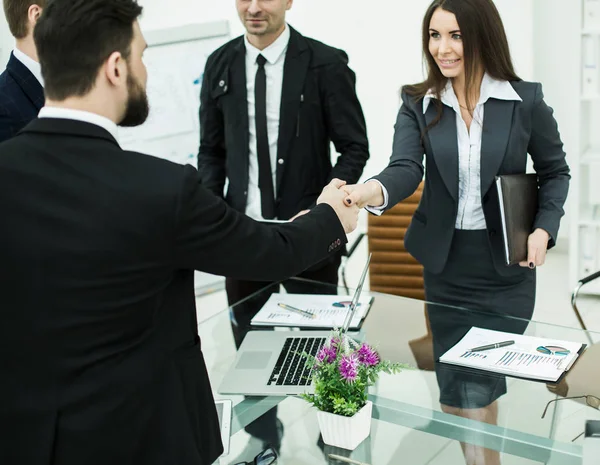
267 337 326 387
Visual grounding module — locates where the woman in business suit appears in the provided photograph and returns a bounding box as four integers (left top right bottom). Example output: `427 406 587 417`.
345 0 569 463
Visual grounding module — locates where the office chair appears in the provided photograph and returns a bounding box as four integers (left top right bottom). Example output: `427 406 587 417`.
571 270 600 345
340 183 425 299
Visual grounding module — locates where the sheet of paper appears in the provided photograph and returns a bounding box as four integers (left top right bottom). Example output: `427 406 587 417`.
439 327 583 382
251 293 373 329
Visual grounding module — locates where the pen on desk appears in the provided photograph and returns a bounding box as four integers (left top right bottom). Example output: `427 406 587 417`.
469 340 515 352
277 302 316 319
327 454 370 465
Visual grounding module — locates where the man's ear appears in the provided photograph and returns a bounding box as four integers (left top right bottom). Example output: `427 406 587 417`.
28 4 43 25
105 52 127 87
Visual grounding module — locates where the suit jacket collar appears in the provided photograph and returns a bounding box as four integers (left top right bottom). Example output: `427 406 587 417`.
230 26 310 196
7 52 44 111
20 117 120 147
423 82 517 201
422 73 522 114
276 26 310 193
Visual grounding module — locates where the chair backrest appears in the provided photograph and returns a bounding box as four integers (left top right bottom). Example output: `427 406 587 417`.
367 182 424 299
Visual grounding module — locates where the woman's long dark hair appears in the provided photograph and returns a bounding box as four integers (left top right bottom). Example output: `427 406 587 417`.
405 0 521 130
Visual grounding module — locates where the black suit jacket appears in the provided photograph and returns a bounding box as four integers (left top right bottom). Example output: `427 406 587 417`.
0 52 44 142
198 26 369 219
0 118 346 465
373 81 570 276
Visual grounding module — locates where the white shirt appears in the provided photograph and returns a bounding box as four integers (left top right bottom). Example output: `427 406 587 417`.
369 73 522 230
244 25 290 220
13 48 44 87
38 106 119 141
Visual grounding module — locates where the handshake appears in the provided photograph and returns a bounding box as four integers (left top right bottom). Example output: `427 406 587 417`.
304 178 384 234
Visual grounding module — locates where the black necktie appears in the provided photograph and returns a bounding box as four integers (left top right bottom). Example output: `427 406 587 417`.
255 54 276 219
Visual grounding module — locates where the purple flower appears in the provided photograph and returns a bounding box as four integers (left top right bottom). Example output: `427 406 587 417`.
357 343 380 367
339 353 359 382
316 345 337 364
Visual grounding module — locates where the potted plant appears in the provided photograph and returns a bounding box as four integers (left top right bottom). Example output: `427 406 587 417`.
301 329 408 450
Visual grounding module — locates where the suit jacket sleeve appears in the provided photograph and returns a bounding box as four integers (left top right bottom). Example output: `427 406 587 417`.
322 53 369 185
528 83 570 249
0 103 16 143
197 55 227 197
371 91 425 209
172 165 347 279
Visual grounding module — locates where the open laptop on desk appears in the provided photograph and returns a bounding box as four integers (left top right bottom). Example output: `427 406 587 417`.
218 255 371 396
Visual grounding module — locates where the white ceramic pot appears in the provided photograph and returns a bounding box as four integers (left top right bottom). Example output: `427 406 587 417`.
316 400 373 450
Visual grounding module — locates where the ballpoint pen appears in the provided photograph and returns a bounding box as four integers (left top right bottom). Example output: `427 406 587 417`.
327 454 370 465
277 302 316 319
469 340 515 352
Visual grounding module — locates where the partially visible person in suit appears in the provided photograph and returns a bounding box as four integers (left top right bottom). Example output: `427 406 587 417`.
0 0 45 142
0 1 359 464
197 0 369 449
343 0 569 464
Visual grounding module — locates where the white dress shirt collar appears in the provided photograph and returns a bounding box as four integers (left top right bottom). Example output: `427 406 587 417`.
422 72 522 114
13 47 44 87
244 24 290 65
38 106 119 141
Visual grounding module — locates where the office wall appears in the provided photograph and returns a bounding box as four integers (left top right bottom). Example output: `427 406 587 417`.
0 12 11 66
531 0 579 245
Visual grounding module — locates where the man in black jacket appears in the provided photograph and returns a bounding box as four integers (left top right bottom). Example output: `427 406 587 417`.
0 1 359 464
197 0 369 374
198 0 369 451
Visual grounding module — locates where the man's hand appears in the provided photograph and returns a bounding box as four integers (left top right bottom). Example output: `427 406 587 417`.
343 180 384 209
317 178 359 234
519 228 550 268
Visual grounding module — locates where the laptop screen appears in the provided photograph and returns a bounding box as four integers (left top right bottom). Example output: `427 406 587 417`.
340 254 371 333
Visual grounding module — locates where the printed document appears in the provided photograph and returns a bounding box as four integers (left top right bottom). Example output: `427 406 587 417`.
250 293 373 329
439 327 584 382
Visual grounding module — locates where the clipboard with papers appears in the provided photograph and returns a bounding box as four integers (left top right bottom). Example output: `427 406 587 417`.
439 327 586 383
250 293 374 329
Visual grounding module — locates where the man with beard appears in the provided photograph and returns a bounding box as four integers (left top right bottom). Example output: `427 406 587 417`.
0 1 359 464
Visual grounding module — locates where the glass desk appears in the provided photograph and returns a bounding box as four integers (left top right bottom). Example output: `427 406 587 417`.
198 278 600 465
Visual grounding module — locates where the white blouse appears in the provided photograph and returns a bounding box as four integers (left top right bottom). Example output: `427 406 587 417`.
369 73 522 230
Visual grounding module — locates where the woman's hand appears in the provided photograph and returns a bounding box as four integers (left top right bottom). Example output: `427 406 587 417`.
519 228 550 268
343 181 384 208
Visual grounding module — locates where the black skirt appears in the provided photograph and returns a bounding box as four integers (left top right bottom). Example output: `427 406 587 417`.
424 229 536 409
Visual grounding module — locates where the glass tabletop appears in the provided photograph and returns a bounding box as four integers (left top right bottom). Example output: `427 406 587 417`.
198 278 600 465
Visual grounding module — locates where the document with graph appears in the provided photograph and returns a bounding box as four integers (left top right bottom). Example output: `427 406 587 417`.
250 293 373 329
439 327 586 383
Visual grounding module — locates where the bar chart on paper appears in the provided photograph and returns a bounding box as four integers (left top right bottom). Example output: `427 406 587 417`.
440 327 584 382
251 293 374 329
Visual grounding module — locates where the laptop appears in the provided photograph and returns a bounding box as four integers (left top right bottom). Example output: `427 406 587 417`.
218 255 371 396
